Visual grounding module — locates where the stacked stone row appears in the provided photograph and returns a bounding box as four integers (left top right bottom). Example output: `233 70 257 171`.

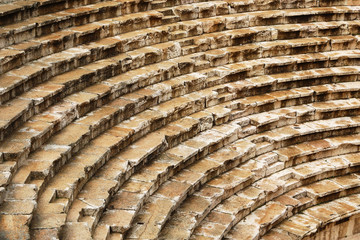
1 0 360 239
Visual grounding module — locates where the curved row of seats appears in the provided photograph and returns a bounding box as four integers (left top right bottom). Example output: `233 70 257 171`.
68 116 360 239
0 11 358 148
68 102 360 239
2 44 359 193
30 72 360 237
132 115 360 238
2 48 360 191
262 193 360 240
0 4 359 107
1 8 359 138
6 58 356 218
188 139 360 239
2 0 359 49
1 0 360 239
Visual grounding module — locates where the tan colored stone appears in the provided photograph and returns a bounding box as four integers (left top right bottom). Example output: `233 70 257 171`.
216 194 252 215
193 221 227 238
6 184 37 200
31 228 59 240
157 212 196 240
206 211 234 225
140 197 175 226
121 180 153 194
154 180 190 201
47 123 89 146
62 222 92 240
77 178 117 200
109 191 142 210
101 209 135 233
0 215 31 240
0 98 31 122
181 195 211 214
262 229 293 240
31 212 66 229
305 179 342 197
171 169 203 185
226 222 259 240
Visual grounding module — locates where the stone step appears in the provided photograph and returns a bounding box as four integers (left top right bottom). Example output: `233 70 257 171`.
1 52 358 179
160 166 255 239
160 137 360 239
248 98 360 133
2 8 358 106
262 193 360 239
126 116 360 239
150 0 170 10
228 82 360 120
0 1 138 48
0 19 357 144
247 116 360 151
159 99 360 238
1 59 358 199
1 15 358 113
226 173 360 240
0 0 118 27
10 78 360 237
2 0 360 239
0 0 346 28
89 123 239 237
3 4 211 76
33 131 167 229
0 41 184 158
9 31 358 144
157 7 174 16
70 111 215 239
0 10 166 103
1 19 355 106
113 125 248 239
1 42 358 163
18 86 235 236
1 0 327 49
0 7 358 103
33 112 220 238
193 136 360 239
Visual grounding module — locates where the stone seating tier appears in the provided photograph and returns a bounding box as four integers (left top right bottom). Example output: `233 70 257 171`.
261 194 360 240
1 0 360 239
2 60 359 207
189 138 360 239
1 47 359 166
78 113 360 239
2 6 360 103
2 59 360 239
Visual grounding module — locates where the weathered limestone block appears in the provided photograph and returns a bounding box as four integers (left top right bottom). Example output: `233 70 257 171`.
61 222 92 240
4 1 360 240
0 214 32 240
174 4 200 21
100 209 135 234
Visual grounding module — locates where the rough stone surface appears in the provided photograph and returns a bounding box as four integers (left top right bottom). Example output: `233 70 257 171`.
1 0 360 239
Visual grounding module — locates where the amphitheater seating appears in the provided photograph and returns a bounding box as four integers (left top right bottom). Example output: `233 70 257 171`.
261 193 360 240
188 136 360 239
2 0 360 239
